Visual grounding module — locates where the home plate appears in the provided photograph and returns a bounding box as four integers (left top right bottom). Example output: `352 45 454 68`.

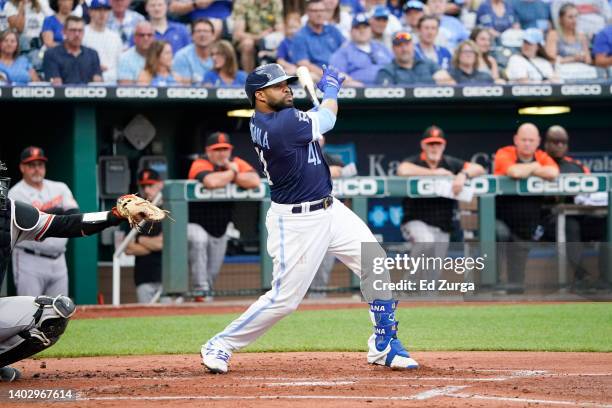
266 381 356 387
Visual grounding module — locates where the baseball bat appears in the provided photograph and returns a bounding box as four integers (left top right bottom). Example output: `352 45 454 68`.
296 66 320 107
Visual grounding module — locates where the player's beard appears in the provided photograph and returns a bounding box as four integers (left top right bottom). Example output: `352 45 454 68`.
268 89 294 111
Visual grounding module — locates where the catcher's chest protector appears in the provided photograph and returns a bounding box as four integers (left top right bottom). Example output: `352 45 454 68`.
0 205 11 287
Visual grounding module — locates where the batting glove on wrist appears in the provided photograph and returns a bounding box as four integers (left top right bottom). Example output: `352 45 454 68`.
317 65 345 93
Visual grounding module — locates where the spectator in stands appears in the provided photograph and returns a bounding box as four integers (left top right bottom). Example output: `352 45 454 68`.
376 31 454 85
426 0 468 50
291 0 345 80
203 39 246 86
329 13 393 86
551 0 611 39
173 18 214 84
542 125 607 290
510 0 549 30
138 39 186 85
43 15 102 84
506 28 560 83
145 0 190 53
125 169 164 304
369 5 392 50
4 0 49 52
42 0 77 48
107 0 145 50
275 11 301 75
470 27 503 82
363 0 403 38
493 123 559 294
9 146 79 297
323 0 352 38
593 25 612 70
83 0 122 83
476 0 519 37
545 3 592 65
187 132 260 295
168 0 230 39
449 39 494 83
231 0 283 73
117 20 153 84
415 15 452 69
401 0 425 34
0 29 39 83
397 126 485 281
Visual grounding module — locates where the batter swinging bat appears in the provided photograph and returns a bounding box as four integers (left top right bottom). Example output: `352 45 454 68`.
296 66 320 108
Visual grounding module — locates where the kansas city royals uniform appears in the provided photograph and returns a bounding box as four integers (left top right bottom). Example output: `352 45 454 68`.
202 64 418 372
9 179 79 297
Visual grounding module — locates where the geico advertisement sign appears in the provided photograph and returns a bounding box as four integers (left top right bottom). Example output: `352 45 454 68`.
166 88 208 99
216 88 247 99
12 87 55 98
520 176 603 194
65 87 107 98
414 178 493 195
364 88 406 98
116 87 158 98
192 183 266 199
333 178 383 196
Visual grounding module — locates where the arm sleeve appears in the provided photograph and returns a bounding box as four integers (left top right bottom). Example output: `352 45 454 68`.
310 107 336 135
92 50 103 77
536 151 559 169
505 56 527 81
235 157 255 172
493 148 514 175
173 52 191 78
188 159 214 180
42 49 60 80
42 211 124 239
592 30 609 55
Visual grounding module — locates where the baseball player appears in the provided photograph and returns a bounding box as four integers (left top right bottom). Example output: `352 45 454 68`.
201 63 418 374
0 160 160 382
9 147 79 297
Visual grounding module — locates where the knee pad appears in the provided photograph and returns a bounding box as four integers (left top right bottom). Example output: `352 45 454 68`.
0 295 75 367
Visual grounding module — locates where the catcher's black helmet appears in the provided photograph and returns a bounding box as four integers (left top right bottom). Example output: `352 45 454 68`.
244 63 298 107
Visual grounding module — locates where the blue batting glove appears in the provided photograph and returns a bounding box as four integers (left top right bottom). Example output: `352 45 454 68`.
317 65 345 93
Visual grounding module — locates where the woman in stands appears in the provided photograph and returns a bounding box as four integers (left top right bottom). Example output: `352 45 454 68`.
506 28 560 83
41 0 78 48
203 40 247 87
545 3 591 65
138 40 187 86
475 0 519 37
4 0 49 53
0 29 40 83
470 27 504 83
448 39 494 84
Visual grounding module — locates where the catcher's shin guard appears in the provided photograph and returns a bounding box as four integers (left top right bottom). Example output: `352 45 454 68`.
0 295 75 367
367 300 418 369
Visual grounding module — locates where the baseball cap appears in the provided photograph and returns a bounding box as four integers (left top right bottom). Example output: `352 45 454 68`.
522 28 544 46
371 5 390 19
403 0 424 12
206 131 233 150
421 126 446 144
392 31 413 46
352 13 370 27
90 0 111 9
138 168 162 185
20 146 48 164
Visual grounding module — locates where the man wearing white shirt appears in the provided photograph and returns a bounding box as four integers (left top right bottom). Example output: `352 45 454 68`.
83 0 122 83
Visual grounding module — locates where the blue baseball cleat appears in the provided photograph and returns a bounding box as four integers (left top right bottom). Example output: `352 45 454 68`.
367 300 419 369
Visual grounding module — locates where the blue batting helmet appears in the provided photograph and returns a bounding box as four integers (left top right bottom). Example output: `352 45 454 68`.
245 63 298 106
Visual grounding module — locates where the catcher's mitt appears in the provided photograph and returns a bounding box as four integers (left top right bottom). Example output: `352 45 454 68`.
112 194 168 230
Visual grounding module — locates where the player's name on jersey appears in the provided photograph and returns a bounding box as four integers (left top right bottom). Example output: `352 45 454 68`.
517 174 608 195
185 181 268 201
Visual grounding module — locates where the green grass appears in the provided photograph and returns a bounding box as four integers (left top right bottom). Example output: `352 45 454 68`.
39 303 612 358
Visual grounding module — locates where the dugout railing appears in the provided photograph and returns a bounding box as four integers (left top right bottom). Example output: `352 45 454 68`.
152 174 612 304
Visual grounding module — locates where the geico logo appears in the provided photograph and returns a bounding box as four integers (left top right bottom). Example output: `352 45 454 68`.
217 88 247 99
527 176 600 193
65 87 107 98
338 88 356 98
167 88 208 98
12 87 55 98
560 84 602 96
511 85 552 96
333 179 379 196
292 88 306 98
462 86 503 97
469 178 491 194
413 87 454 98
194 183 266 199
116 87 158 98
415 179 439 195
364 88 406 98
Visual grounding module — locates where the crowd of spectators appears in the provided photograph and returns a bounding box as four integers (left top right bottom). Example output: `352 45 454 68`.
0 0 611 85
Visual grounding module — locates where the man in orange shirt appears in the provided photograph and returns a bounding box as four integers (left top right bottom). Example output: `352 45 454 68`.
187 132 260 297
493 123 559 294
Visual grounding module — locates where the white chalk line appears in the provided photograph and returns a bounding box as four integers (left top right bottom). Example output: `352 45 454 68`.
448 392 612 408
